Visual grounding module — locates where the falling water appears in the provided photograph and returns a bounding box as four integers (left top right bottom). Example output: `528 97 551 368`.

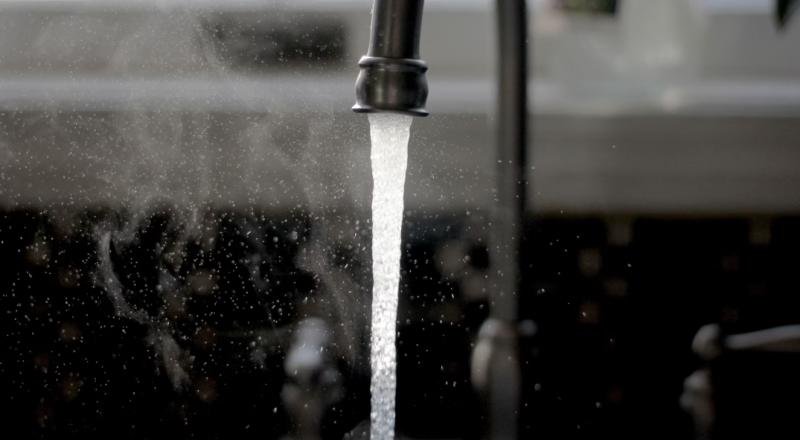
368 113 413 440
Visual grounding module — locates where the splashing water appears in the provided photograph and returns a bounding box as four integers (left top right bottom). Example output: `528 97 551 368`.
368 113 413 440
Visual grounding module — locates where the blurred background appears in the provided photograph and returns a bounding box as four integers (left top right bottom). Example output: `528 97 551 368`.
1 0 800 439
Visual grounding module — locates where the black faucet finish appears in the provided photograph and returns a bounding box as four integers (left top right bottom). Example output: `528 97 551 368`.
352 0 429 117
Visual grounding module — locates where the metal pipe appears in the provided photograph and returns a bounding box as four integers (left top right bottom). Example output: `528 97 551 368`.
352 0 429 117
471 1 528 438
490 0 528 323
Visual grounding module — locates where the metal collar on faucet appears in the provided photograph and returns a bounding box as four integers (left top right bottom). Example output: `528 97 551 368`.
352 0 429 117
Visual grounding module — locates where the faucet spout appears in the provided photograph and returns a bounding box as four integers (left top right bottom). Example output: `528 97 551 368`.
353 0 429 117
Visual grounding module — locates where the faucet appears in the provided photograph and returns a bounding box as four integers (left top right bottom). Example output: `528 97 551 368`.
352 1 529 439
352 0 428 116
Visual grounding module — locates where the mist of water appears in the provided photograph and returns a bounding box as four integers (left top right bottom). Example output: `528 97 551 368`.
0 2 389 429
368 113 413 440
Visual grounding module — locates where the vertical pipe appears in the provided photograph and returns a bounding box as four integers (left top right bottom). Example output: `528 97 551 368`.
491 0 528 323
472 0 528 439
367 0 425 59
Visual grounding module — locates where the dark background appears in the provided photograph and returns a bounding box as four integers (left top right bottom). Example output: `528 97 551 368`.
3 207 799 439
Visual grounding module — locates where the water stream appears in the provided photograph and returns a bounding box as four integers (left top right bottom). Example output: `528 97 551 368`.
368 113 413 440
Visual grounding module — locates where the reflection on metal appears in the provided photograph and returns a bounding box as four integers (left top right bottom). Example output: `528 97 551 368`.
281 318 343 440
471 318 523 440
680 368 715 440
